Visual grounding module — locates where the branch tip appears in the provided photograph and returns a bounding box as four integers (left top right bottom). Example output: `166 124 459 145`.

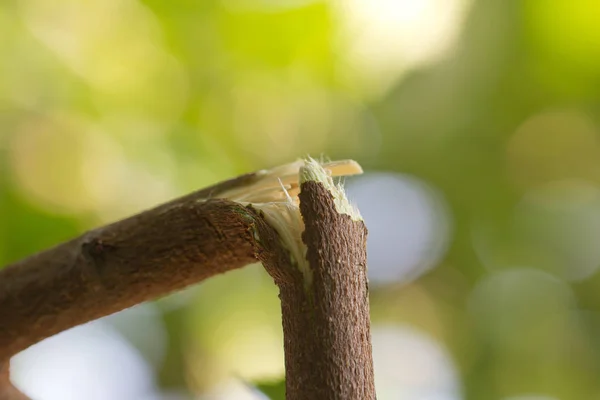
300 157 362 221
243 158 363 285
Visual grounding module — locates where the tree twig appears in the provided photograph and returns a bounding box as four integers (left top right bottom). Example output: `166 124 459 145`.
261 160 376 399
0 172 276 362
0 158 374 400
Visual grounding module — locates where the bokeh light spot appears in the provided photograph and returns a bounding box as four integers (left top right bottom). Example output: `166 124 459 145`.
372 324 461 400
333 0 472 95
105 303 168 369
346 173 451 284
11 321 158 400
9 114 123 215
8 113 180 221
231 75 332 164
188 267 284 386
469 268 575 352
515 180 600 281
506 110 600 188
19 0 188 126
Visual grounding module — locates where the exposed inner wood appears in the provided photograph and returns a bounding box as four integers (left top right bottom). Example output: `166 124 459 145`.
263 181 375 400
0 160 374 400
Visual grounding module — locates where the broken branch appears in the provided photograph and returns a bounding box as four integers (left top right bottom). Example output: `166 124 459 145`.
0 159 374 400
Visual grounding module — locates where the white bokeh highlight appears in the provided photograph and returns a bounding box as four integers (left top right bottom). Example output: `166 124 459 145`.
334 0 472 94
346 173 451 284
11 320 159 400
105 303 168 369
372 325 462 400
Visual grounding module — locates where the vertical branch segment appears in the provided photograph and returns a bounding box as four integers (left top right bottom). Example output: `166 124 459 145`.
301 181 375 399
266 160 375 400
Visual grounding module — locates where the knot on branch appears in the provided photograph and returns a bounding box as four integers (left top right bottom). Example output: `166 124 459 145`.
81 238 116 265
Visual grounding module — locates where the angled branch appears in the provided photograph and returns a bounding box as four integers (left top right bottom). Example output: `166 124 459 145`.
0 172 277 362
0 158 374 400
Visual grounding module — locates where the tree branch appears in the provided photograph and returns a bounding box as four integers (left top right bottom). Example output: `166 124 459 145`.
0 170 286 399
0 159 375 400
0 199 274 360
262 162 376 400
0 171 278 362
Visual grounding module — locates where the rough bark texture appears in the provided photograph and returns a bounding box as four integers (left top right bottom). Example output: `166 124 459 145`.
0 165 375 400
0 171 287 399
264 181 376 400
0 200 269 360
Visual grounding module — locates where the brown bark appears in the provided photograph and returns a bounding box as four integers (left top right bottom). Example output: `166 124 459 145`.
263 181 376 400
0 163 375 400
0 172 265 361
0 199 273 360
0 172 288 399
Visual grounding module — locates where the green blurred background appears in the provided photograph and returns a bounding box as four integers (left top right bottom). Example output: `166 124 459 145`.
2 0 600 399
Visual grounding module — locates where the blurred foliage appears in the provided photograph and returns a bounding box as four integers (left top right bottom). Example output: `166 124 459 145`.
2 0 600 399
253 379 286 400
